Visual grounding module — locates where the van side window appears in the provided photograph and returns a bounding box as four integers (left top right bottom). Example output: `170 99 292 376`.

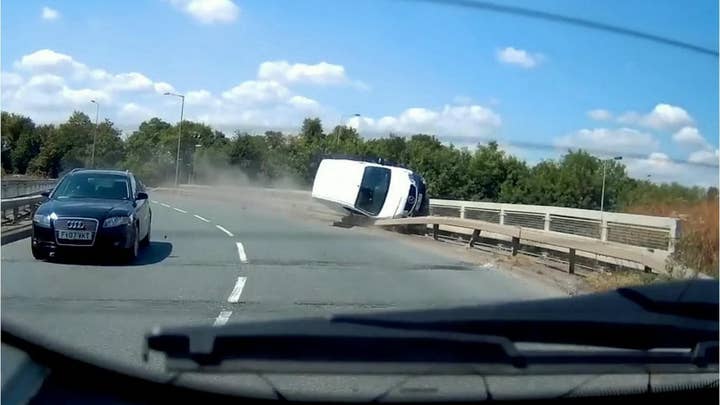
354 166 391 215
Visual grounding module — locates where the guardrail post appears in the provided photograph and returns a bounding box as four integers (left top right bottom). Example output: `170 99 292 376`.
432 224 439 240
468 229 480 248
544 213 550 231
568 248 576 274
511 237 519 256
600 221 609 242
12 207 19 224
499 208 505 225
460 205 466 219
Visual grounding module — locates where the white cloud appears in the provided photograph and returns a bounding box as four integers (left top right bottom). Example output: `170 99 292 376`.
104 72 154 92
288 95 320 110
41 6 60 21
688 149 719 165
118 103 154 122
626 152 718 186
587 109 612 121
16 49 86 76
2 71 24 88
62 87 110 105
221 80 291 104
257 61 347 85
348 104 501 138
672 126 710 149
2 49 367 134
168 0 240 24
185 89 221 107
496 47 542 68
153 82 175 94
555 127 658 154
617 103 693 131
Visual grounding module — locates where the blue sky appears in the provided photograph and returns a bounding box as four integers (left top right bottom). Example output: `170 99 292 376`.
2 0 718 185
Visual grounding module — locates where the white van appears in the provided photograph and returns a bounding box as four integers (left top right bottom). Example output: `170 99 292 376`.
312 158 429 219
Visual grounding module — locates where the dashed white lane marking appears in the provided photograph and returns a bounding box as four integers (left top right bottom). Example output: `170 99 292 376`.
151 200 158 204
193 214 210 223
173 207 188 213
160 203 171 208
213 310 233 327
236 242 248 263
216 225 234 237
227 277 247 303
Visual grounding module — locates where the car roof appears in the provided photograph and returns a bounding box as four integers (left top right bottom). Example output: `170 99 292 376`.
68 169 132 177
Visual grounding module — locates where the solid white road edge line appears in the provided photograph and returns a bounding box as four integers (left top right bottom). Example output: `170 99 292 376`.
236 242 248 263
193 214 210 223
213 310 232 327
216 225 234 237
173 207 188 213
227 277 247 303
160 203 171 208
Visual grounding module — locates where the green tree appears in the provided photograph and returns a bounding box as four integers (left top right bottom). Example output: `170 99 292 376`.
28 111 93 177
228 132 268 181
300 118 324 143
1 112 37 173
124 118 175 184
92 119 125 169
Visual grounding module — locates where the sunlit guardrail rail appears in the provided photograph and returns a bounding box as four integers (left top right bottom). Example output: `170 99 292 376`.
1 179 56 199
374 216 667 273
1 195 47 224
429 199 679 252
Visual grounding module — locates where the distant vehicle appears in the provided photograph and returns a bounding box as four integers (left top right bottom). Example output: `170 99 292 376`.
312 157 429 219
31 169 152 262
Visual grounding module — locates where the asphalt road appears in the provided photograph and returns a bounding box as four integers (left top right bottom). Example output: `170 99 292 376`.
2 189 561 373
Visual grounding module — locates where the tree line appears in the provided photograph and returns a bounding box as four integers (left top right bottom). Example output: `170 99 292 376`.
2 111 714 212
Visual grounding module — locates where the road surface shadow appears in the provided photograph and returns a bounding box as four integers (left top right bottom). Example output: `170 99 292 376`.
47 241 173 267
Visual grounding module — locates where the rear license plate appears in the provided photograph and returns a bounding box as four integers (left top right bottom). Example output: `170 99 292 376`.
57 230 93 240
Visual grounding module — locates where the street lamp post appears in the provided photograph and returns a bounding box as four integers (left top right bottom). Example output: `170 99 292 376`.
90 100 99 168
164 92 185 187
600 156 623 215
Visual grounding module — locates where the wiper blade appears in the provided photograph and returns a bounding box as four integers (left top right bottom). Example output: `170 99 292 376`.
146 317 718 374
334 279 718 351
147 281 718 374
146 320 525 373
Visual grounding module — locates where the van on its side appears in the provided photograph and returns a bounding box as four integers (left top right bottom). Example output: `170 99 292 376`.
311 158 429 219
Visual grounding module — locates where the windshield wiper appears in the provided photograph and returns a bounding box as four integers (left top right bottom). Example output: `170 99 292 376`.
331 279 718 351
146 280 717 374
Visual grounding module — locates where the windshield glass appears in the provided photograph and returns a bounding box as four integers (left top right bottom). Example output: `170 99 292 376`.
53 173 130 200
1 0 717 399
355 166 391 215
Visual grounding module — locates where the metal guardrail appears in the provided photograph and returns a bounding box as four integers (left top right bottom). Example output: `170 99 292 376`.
0 179 55 224
374 216 666 273
429 199 679 252
1 179 56 199
1 195 48 224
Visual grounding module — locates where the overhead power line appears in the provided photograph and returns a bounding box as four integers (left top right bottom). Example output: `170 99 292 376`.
412 0 718 57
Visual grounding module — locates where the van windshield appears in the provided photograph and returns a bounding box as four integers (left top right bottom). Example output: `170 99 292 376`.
355 166 392 215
